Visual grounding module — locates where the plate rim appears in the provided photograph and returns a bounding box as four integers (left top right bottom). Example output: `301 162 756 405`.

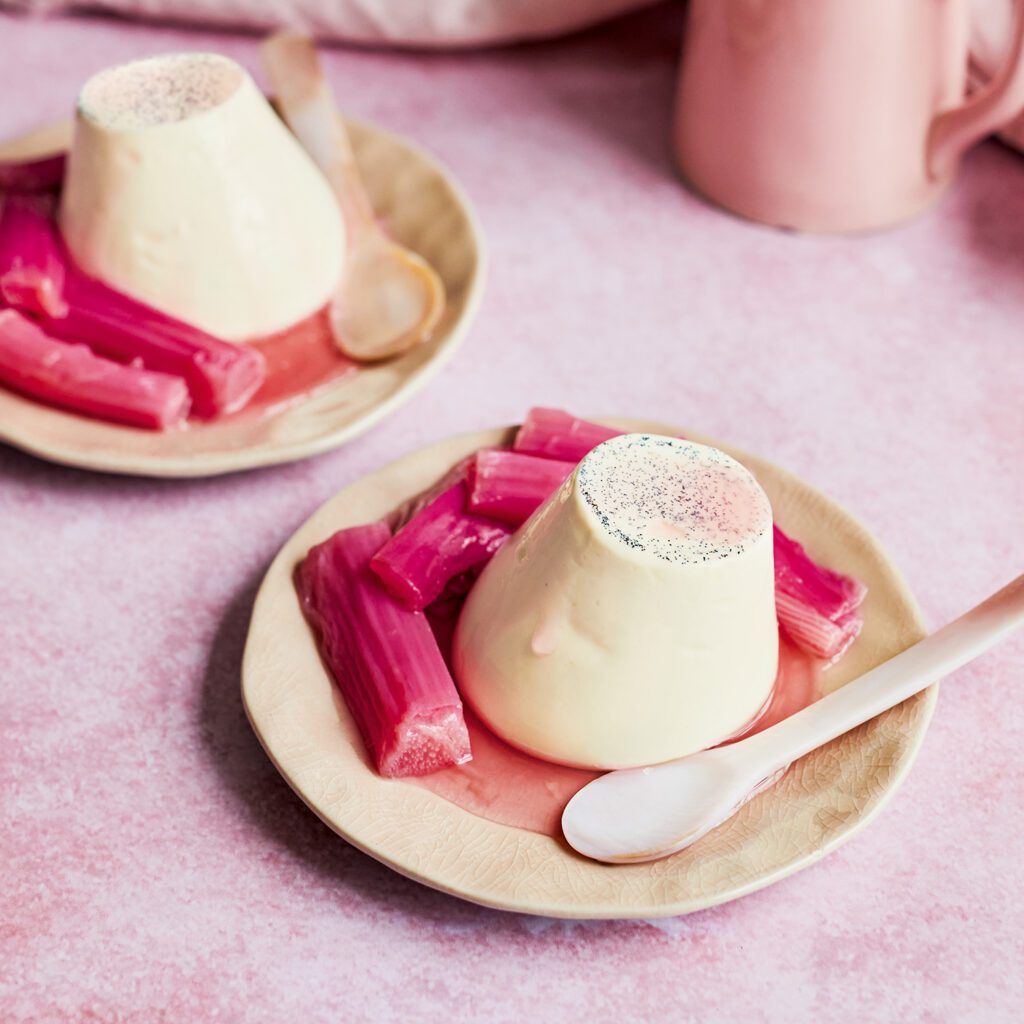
241 419 936 918
0 117 486 478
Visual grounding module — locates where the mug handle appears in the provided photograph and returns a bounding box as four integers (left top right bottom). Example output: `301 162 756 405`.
929 0 1024 178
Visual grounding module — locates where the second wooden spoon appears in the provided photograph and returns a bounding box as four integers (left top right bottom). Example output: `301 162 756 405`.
263 32 445 362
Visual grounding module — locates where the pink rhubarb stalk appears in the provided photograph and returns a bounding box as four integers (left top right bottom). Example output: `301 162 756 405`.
467 449 575 525
0 196 68 317
0 199 265 417
0 309 190 429
513 407 623 463
774 525 868 662
297 521 472 777
371 481 511 611
386 454 475 532
0 152 66 192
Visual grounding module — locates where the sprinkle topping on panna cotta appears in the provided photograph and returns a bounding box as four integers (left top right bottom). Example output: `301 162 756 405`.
576 434 771 563
77 54 245 129
454 434 780 771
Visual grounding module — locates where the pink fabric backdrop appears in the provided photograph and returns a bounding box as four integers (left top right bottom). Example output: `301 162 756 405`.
1 5 1022 1021
0 0 658 46
0 0 1016 56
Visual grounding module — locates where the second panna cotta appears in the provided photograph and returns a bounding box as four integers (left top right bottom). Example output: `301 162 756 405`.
60 53 344 341
453 433 779 770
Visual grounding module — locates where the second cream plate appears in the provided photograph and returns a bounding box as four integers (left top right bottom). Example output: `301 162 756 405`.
0 118 484 477
242 419 936 918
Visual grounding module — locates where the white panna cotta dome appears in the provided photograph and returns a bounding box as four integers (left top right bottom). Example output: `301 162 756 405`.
60 53 345 341
454 434 779 770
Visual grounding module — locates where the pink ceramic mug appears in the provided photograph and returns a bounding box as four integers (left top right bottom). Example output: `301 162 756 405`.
673 0 1024 232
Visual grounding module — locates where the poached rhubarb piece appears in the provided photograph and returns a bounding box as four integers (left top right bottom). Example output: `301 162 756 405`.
371 482 511 611
773 525 868 662
467 449 575 525
386 454 475 532
513 407 623 463
0 196 68 318
0 199 265 418
0 152 66 193
0 309 190 429
298 521 472 778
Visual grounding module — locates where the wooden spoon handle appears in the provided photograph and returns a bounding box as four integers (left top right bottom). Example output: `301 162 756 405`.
736 573 1024 776
262 32 376 232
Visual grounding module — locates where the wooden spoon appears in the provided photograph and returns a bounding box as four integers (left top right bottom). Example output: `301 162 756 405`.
262 32 445 362
563 572 1024 864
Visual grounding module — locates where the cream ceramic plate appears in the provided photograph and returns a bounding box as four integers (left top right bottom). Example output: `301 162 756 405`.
242 420 936 918
0 118 483 477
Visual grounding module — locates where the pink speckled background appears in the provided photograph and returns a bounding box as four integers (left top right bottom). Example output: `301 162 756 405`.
1 5 1022 1021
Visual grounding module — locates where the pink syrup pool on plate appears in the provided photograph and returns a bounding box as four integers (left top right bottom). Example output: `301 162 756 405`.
242 307 357 417
409 617 821 838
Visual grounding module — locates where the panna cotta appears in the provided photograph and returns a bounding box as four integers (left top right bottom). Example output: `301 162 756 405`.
453 434 779 770
60 53 344 341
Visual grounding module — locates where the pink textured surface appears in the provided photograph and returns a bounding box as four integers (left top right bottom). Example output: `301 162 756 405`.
1 6 1022 1021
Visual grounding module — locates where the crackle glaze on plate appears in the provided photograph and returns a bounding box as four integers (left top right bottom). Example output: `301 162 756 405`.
241 420 935 918
0 117 484 477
